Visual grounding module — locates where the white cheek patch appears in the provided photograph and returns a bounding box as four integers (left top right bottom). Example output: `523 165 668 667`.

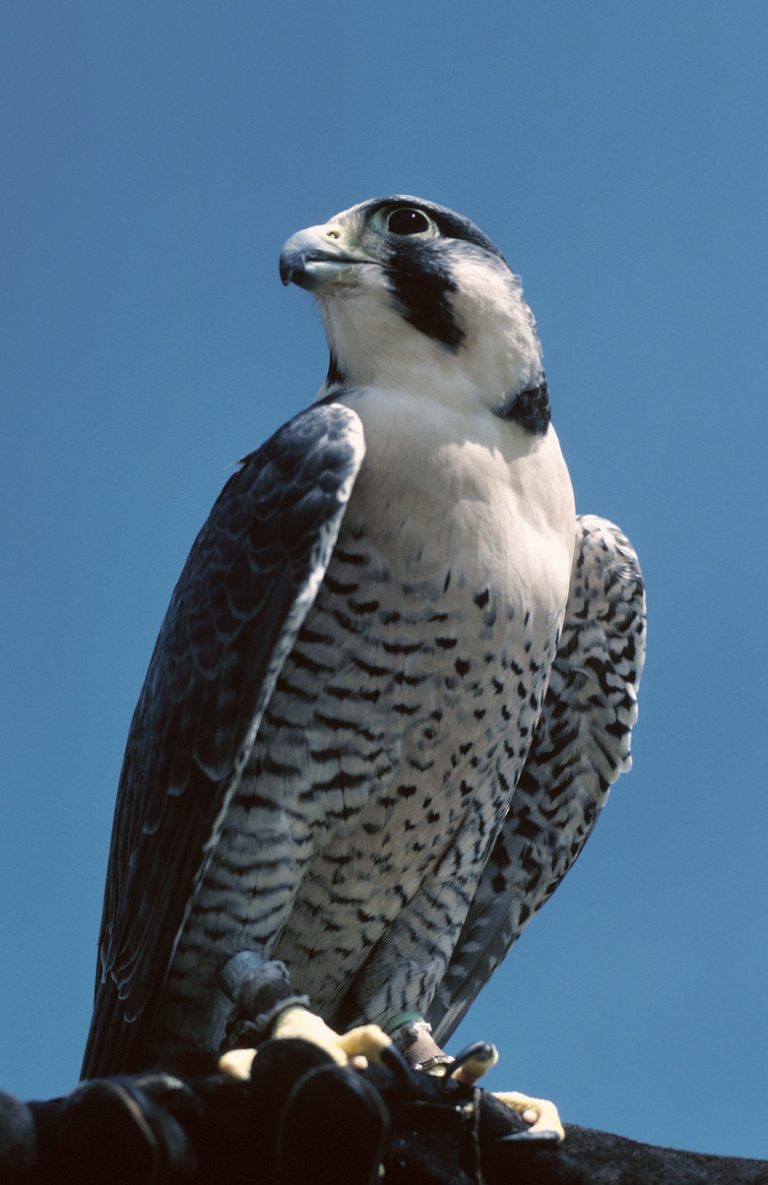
316 248 543 413
448 255 515 317
447 257 542 400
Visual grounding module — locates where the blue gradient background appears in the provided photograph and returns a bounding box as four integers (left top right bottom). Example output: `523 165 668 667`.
2 0 766 1158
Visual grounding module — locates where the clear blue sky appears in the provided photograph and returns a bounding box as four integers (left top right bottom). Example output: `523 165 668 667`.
2 0 767 1160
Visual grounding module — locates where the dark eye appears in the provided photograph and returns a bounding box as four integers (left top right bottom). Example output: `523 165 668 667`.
386 207 432 236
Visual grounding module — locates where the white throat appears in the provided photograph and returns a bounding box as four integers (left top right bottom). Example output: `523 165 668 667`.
316 255 543 416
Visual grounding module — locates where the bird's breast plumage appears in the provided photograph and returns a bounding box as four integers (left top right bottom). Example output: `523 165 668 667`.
151 395 575 1056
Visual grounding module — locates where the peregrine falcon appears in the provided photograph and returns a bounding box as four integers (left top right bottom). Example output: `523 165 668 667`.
82 196 645 1093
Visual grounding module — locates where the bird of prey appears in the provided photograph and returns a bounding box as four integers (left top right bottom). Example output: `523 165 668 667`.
82 196 645 1090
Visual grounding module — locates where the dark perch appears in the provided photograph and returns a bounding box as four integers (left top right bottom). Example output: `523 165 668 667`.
2 1039 766 1185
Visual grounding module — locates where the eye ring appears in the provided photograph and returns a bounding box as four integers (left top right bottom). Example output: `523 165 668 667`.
385 207 434 236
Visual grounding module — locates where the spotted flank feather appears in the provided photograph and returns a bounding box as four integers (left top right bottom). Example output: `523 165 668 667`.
428 515 646 1045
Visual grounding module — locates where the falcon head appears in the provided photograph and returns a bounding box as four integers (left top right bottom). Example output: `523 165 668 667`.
280 196 549 431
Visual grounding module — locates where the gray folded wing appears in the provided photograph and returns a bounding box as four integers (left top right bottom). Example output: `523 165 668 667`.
82 402 365 1078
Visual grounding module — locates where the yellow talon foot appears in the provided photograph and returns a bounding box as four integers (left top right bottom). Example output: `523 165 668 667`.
449 1042 499 1086
335 1021 394 1067
273 1007 392 1069
218 1047 257 1080
494 1091 565 1142
218 1007 392 1077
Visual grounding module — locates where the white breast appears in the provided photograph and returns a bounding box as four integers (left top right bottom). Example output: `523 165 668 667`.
338 385 575 619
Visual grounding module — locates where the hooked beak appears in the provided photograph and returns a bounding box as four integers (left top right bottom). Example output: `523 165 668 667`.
279 224 371 292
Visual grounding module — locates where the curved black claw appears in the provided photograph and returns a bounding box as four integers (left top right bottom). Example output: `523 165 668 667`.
434 1039 500 1091
497 1128 563 1146
441 1040 497 1087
